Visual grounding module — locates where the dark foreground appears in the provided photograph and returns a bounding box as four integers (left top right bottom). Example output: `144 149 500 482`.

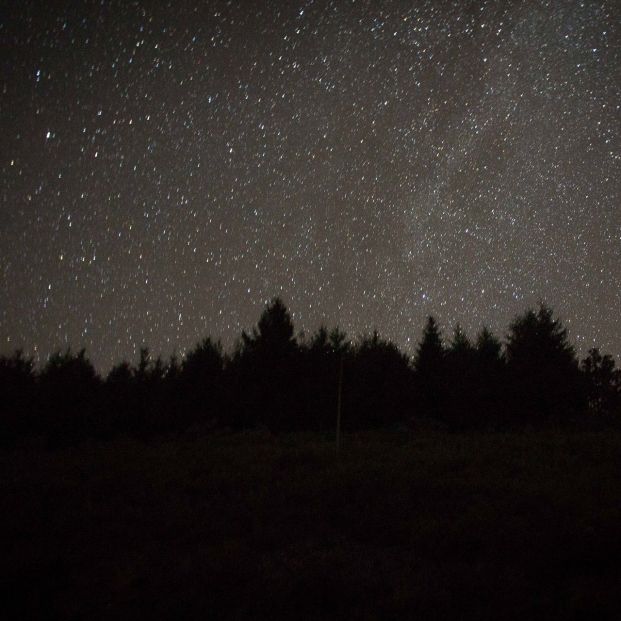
3 430 621 620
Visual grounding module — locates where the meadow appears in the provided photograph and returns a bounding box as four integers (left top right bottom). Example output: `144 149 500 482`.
3 429 621 619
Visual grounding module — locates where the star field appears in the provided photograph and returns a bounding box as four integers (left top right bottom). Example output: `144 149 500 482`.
1 1 619 370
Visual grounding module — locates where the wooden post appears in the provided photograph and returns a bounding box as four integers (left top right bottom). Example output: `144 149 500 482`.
336 355 344 452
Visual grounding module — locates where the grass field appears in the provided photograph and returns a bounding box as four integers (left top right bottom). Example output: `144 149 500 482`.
3 429 621 619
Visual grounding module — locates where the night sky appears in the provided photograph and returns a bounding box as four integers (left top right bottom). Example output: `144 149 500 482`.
1 1 619 370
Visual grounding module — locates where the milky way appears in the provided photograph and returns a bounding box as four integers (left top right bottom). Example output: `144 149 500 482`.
1 1 619 370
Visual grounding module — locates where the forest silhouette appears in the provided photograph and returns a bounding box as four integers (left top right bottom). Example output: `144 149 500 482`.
1 299 620 447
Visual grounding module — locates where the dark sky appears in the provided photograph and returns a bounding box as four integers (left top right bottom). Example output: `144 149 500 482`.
1 0 619 370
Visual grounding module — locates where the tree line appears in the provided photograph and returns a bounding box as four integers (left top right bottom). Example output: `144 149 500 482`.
1 299 620 447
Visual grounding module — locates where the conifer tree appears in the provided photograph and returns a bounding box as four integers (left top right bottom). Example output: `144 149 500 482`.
505 304 583 421
413 316 446 420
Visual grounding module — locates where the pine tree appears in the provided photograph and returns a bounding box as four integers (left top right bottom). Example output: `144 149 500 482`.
476 327 502 363
414 316 444 375
235 298 300 431
242 297 297 358
413 316 446 420
505 304 583 421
